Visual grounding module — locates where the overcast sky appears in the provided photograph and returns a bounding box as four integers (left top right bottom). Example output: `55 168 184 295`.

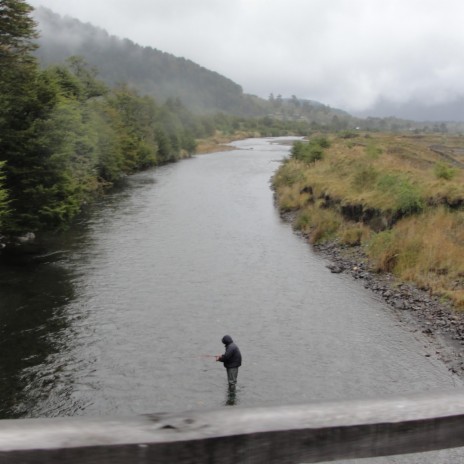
27 0 464 116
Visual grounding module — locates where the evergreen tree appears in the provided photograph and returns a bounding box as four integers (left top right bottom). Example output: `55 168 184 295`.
0 1 81 233
105 85 158 171
0 0 37 65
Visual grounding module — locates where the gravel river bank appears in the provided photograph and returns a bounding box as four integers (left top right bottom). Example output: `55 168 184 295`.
297 229 464 379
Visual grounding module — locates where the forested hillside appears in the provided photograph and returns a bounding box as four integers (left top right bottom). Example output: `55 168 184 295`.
32 7 267 116
0 1 228 244
0 1 325 245
3 1 459 249
32 7 446 133
31 7 364 127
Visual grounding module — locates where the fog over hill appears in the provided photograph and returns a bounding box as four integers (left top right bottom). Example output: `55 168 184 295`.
32 7 364 128
355 98 464 123
32 7 267 116
32 7 464 126
28 0 464 123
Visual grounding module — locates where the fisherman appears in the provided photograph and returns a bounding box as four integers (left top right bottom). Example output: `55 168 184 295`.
216 335 242 391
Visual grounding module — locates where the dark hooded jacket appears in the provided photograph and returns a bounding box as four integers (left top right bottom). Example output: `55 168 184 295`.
218 335 242 368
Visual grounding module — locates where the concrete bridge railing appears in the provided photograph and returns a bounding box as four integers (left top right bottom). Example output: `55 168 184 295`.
1 390 464 463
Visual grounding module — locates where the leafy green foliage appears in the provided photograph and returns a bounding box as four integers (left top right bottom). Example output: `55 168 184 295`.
0 0 37 63
434 161 457 180
2 70 85 232
7 2 428 240
33 7 263 116
0 1 66 234
377 174 424 215
0 2 222 238
290 137 330 164
312 136 331 148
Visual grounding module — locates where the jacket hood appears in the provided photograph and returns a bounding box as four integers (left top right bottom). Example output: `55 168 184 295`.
222 335 233 345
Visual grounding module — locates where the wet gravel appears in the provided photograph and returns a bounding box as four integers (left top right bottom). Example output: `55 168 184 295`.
277 204 464 379
314 239 464 378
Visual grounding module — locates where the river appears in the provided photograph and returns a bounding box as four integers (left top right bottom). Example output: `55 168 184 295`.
0 137 463 462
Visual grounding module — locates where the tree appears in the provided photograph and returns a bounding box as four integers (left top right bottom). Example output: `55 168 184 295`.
291 95 300 108
105 85 158 171
0 1 82 233
0 0 37 128
65 56 107 100
0 0 37 65
0 0 38 119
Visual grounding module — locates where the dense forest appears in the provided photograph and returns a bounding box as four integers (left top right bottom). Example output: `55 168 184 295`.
33 8 464 134
0 1 316 244
0 1 221 243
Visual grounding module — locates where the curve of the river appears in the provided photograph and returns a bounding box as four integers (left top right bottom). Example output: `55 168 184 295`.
0 138 463 462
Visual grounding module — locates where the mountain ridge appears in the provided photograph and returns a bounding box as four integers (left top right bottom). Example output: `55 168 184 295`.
32 7 267 115
32 7 464 129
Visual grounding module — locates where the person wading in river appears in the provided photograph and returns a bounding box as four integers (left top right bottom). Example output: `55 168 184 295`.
216 335 242 391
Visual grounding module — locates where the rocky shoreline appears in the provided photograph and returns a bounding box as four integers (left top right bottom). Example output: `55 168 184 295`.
282 211 464 379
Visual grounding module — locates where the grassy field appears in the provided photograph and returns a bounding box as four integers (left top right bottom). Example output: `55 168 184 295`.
272 131 464 308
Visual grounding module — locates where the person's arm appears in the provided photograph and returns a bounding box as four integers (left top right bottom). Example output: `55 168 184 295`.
217 345 234 363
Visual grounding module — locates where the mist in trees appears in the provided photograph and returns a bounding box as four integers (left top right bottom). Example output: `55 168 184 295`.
0 1 216 240
32 7 267 117
1 1 449 245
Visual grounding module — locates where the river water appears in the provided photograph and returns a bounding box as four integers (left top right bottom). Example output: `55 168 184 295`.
0 138 463 462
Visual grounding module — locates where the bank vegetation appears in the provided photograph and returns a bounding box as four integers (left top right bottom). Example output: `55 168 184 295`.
0 1 312 245
272 132 464 308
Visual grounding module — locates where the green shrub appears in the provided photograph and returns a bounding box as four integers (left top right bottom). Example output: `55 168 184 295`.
290 138 327 164
377 174 424 215
290 141 306 160
396 182 424 215
434 162 457 180
306 146 324 163
311 136 331 148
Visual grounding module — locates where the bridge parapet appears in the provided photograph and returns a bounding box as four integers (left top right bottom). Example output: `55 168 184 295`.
1 390 464 463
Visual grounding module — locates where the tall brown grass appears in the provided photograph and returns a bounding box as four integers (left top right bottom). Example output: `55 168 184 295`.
294 205 342 243
368 208 464 307
273 132 464 308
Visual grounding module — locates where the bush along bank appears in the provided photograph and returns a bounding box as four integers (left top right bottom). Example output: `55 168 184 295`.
273 131 464 372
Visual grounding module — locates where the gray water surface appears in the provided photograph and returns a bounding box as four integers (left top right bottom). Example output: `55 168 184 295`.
0 138 462 462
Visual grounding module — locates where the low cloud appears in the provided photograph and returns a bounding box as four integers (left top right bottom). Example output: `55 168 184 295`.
29 0 464 117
